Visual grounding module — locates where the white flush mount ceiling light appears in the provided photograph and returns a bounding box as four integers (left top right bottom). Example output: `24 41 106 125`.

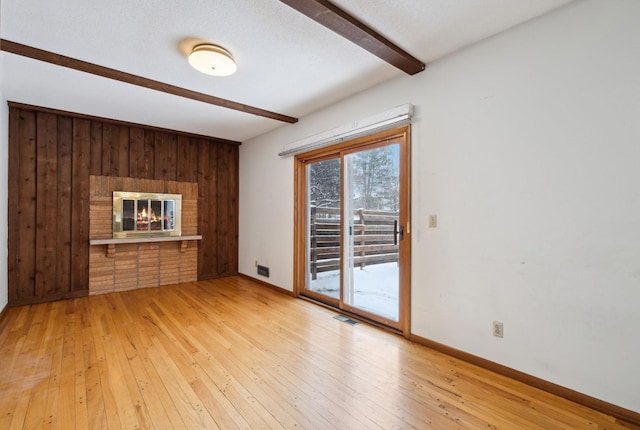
188 44 237 76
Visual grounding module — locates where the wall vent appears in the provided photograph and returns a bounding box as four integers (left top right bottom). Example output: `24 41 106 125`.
257 265 270 277
334 315 359 325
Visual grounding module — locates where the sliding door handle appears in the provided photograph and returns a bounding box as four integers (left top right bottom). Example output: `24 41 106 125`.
394 220 404 245
394 220 398 245
393 220 404 245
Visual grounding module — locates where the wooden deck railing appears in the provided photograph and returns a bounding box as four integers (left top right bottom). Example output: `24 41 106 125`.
309 206 399 279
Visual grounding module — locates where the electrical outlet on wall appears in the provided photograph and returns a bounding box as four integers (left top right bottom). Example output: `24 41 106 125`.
493 321 504 338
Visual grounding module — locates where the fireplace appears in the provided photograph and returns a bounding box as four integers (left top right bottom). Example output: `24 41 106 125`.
113 191 182 238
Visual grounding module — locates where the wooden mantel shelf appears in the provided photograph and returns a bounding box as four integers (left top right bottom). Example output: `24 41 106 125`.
90 235 202 257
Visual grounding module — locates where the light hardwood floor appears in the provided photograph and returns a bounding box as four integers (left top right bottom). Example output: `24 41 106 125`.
0 276 636 429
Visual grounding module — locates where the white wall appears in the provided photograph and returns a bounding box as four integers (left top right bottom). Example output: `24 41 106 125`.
239 135 294 289
239 0 640 412
0 90 8 314
0 0 9 313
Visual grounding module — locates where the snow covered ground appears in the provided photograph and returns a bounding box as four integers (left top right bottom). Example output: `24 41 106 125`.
308 262 399 321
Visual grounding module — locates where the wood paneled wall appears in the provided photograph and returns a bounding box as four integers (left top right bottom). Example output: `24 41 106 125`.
7 104 239 306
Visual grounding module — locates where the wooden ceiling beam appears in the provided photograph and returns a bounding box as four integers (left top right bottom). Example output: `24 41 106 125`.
0 39 298 124
280 0 425 75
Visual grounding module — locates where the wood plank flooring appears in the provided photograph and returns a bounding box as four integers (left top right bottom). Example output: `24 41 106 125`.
0 276 636 429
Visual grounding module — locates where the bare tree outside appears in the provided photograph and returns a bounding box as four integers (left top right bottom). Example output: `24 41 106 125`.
308 146 399 211
351 145 399 211
309 158 340 208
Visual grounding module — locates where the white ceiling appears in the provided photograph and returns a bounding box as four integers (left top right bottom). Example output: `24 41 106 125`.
0 0 573 142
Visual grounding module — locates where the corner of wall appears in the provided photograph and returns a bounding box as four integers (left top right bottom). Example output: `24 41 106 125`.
0 90 8 312
238 137 295 292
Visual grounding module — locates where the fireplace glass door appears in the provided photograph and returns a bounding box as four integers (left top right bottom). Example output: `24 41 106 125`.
122 199 175 233
113 192 181 238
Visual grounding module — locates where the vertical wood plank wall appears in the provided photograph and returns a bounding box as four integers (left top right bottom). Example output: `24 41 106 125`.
7 105 240 306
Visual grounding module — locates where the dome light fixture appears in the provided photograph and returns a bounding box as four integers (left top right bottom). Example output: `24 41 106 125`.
188 43 237 76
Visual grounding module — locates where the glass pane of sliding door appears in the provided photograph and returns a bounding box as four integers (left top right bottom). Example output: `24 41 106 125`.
343 143 400 322
305 157 341 302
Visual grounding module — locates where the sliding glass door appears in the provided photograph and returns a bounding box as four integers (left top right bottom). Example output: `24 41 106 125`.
295 126 410 333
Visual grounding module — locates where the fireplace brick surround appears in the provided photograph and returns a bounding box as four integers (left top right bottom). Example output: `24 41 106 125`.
89 175 199 294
